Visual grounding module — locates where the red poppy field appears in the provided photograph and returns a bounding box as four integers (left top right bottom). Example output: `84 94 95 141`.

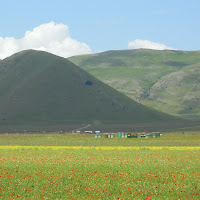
0 133 199 199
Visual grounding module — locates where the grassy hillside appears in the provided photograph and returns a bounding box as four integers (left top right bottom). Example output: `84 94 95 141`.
0 50 182 132
69 49 200 119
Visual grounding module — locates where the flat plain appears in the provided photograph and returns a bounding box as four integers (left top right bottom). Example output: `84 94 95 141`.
0 132 199 199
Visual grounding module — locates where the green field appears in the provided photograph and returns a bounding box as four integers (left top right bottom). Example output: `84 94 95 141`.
0 133 199 199
0 132 200 146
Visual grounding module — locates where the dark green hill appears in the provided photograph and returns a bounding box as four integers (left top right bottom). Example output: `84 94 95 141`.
69 49 200 120
0 50 183 131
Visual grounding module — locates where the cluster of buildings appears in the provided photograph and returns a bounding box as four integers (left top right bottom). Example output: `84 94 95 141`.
73 130 162 139
83 131 162 139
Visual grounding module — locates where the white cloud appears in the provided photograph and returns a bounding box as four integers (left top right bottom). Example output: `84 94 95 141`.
128 39 175 50
0 22 92 59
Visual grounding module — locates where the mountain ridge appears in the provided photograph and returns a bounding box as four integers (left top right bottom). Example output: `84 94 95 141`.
69 49 200 120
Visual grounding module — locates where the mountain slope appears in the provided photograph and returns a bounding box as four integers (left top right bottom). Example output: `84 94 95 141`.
0 50 178 130
69 49 200 119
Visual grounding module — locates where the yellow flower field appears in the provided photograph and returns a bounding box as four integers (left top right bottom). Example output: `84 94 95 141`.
0 145 200 150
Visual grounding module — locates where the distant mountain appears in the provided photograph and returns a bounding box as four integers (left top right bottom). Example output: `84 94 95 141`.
69 49 200 120
0 50 181 131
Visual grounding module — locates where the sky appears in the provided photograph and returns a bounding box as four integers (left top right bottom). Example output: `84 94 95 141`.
0 0 200 59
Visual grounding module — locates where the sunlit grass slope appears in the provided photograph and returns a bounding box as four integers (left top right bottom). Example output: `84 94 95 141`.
69 49 200 119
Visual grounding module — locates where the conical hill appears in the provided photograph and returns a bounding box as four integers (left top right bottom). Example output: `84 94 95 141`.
0 50 177 129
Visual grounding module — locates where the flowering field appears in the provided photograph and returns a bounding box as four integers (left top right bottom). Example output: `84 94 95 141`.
0 133 199 199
